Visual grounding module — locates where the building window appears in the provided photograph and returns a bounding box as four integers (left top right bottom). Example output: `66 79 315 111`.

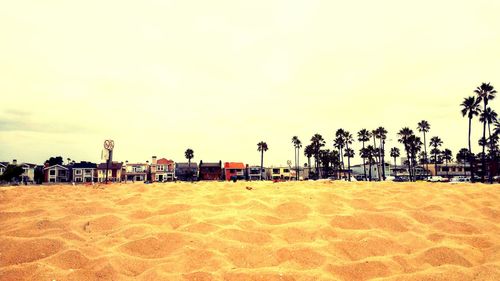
284 169 290 173
75 169 82 175
157 165 164 171
273 169 280 174
50 170 56 176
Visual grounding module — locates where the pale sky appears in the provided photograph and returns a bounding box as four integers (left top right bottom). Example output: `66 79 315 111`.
0 0 499 166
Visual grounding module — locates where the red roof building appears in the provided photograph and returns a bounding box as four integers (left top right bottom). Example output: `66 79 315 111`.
224 162 246 181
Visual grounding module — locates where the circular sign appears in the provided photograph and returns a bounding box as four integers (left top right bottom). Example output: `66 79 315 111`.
104 140 115 151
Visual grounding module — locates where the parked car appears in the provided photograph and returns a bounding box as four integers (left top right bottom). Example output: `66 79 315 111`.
427 176 445 182
450 176 471 182
393 176 410 182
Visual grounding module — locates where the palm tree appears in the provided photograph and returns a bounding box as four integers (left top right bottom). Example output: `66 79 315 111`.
357 129 371 181
398 127 414 181
371 129 381 180
291 136 302 180
417 120 430 176
430 137 443 176
407 135 423 180
310 134 325 178
344 147 354 181
441 149 453 178
362 145 376 181
475 83 496 182
304 144 314 179
343 131 354 181
390 147 400 177
461 96 481 182
257 141 268 180
334 129 346 171
185 148 194 181
375 127 388 180
456 148 469 177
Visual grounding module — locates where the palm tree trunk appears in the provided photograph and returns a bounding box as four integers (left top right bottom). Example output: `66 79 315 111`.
406 148 412 181
434 151 438 177
468 117 475 182
488 122 493 183
393 157 397 177
424 132 428 176
297 148 300 181
362 141 367 181
482 103 487 182
381 140 386 180
307 156 311 179
260 150 264 180
373 137 380 180
368 160 372 181
347 156 351 181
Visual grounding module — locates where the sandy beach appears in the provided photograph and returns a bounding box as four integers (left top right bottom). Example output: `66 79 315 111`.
0 181 499 281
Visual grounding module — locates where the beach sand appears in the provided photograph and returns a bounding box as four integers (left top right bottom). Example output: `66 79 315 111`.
0 181 499 281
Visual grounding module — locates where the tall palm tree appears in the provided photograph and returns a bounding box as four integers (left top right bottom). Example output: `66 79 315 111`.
430 137 443 176
398 127 414 181
304 144 314 179
456 148 470 177
475 82 496 182
417 120 430 176
257 141 268 180
291 136 302 180
185 148 194 181
407 135 423 180
357 129 371 181
441 149 453 177
310 134 325 178
334 129 346 171
362 145 376 181
390 147 400 177
344 147 354 181
461 96 481 181
375 127 388 180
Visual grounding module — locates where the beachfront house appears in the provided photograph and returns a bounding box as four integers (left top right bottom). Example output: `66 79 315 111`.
0 162 7 176
175 162 198 181
199 161 222 180
427 162 471 177
72 162 97 183
151 156 175 182
20 163 37 183
124 162 149 182
97 162 123 182
247 165 266 180
44 164 69 183
224 162 246 181
267 166 292 181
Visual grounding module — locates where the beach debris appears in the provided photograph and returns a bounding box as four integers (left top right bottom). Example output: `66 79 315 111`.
245 186 253 190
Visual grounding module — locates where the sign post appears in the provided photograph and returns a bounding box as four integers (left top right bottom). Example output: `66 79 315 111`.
103 140 115 184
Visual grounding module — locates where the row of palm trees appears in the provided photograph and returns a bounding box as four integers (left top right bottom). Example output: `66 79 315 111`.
461 83 498 182
254 82 498 182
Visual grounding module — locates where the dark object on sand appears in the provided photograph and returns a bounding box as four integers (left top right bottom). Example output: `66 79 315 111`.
246 186 253 190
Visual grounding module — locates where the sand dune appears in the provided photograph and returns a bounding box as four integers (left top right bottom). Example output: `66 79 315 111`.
0 181 499 280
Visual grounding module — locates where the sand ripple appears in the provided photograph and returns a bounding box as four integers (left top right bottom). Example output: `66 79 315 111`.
0 181 499 280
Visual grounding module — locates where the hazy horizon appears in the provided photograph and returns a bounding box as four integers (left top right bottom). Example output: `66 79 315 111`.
1 0 499 166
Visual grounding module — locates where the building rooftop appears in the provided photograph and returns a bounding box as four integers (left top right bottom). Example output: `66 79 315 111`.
73 162 97 169
157 158 174 165
224 162 245 169
97 162 123 170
